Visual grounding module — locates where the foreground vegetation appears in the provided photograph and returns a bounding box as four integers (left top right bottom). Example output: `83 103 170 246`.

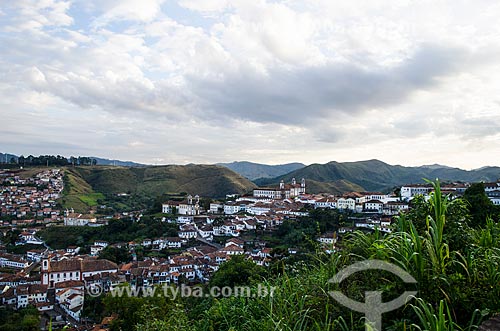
94 180 500 330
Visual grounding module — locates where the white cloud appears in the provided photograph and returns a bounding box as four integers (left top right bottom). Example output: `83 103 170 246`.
2 0 73 32
1 0 500 168
91 0 167 27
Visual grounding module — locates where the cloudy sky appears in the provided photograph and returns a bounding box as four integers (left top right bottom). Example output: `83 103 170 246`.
1 0 500 169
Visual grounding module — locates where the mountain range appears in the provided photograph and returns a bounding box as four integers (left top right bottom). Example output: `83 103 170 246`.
89 157 145 167
254 159 500 193
3 151 500 198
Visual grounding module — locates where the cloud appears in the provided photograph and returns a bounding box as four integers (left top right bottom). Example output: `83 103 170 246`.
2 0 73 32
91 0 167 27
1 0 500 169
188 45 468 125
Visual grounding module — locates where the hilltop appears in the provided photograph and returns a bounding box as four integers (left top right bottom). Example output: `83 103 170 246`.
217 161 305 180
255 159 500 193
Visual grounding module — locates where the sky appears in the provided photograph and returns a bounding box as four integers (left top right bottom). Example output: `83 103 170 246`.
1 0 500 169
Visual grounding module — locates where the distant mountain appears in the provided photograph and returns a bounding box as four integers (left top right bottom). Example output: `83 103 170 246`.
218 161 305 180
255 159 500 194
90 157 145 167
420 164 454 170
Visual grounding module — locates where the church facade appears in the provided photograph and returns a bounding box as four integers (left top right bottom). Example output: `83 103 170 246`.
253 178 306 199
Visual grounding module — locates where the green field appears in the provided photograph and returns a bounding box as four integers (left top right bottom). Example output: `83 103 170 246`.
78 193 105 206
59 169 100 212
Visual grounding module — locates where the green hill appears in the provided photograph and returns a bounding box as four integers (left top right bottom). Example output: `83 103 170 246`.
255 159 500 193
69 164 256 197
61 165 256 212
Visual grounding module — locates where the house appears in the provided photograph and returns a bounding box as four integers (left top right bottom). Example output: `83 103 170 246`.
223 203 240 215
178 225 198 239
91 245 105 256
364 200 384 213
337 197 356 210
27 249 46 262
166 237 183 248
318 232 337 245
56 287 84 321
63 212 97 226
315 197 337 209
400 185 432 199
16 286 29 308
197 225 214 239
66 246 80 255
225 238 244 249
219 244 244 255
0 253 30 269
247 203 271 215
383 202 409 215
94 240 109 248
209 203 223 213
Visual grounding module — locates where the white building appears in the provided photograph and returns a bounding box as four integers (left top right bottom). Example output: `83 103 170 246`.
41 257 118 287
223 203 240 215
401 185 432 199
162 195 200 215
383 202 409 215
253 178 306 199
318 232 337 245
315 198 337 209
0 253 30 269
337 198 356 210
209 203 223 213
364 200 384 213
63 212 97 226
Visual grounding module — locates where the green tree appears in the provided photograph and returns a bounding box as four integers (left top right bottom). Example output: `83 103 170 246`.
463 183 497 227
209 255 266 288
99 246 131 264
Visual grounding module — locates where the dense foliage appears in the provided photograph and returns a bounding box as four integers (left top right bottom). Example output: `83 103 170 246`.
13 154 97 166
38 218 178 249
0 307 40 331
93 180 500 330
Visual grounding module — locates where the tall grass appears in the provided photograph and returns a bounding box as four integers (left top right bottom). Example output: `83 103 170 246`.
424 179 450 276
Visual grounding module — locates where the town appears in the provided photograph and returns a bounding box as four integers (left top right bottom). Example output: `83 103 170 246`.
1 167 499 330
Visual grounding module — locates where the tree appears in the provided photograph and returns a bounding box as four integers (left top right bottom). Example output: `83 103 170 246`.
209 255 266 288
463 183 497 227
99 246 131 264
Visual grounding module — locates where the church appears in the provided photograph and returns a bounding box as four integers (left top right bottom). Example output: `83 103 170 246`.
41 256 118 287
253 178 306 199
